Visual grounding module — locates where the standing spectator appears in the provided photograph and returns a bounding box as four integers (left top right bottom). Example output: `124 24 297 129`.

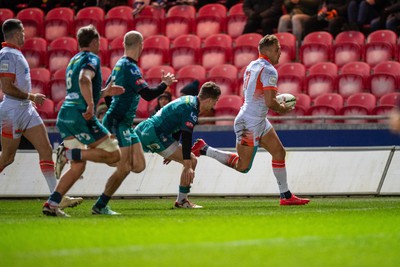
303 0 349 38
134 82 221 208
191 35 310 206
42 25 124 217
0 19 82 210
278 0 320 44
242 0 284 35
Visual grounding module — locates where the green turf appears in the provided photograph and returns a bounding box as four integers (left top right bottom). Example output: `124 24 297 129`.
0 197 399 267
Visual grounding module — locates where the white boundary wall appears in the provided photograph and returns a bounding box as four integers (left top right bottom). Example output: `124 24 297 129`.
0 147 398 197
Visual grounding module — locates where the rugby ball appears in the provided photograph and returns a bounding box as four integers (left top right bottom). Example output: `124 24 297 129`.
276 93 296 108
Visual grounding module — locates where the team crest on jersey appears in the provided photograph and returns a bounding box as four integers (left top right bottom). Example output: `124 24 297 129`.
269 76 277 86
135 78 146 85
0 62 9 71
185 121 194 129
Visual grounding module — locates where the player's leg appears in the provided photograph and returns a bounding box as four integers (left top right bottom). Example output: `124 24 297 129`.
91 145 132 215
162 144 202 208
259 128 310 205
0 135 20 172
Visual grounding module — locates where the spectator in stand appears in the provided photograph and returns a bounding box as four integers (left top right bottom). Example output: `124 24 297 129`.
376 0 400 34
303 0 349 38
151 91 172 116
278 0 320 44
347 0 388 33
242 0 284 35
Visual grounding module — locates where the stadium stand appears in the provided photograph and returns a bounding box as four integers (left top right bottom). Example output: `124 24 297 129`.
164 5 196 40
16 7 44 39
277 62 306 95
364 30 397 67
300 31 333 68
226 3 246 39
333 30 365 67
207 64 238 96
0 8 14 26
337 61 371 99
195 3 227 40
133 5 165 39
232 33 262 70
74 6 105 36
274 32 297 65
175 65 206 97
108 36 124 68
369 61 400 98
47 36 78 73
201 33 232 70
139 35 170 71
170 34 201 70
304 62 338 99
30 67 50 96
44 7 74 41
340 93 377 124
36 98 55 119
104 5 134 41
214 94 243 126
308 93 344 124
21 37 47 68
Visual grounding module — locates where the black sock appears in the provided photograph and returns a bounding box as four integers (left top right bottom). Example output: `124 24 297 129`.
280 191 292 199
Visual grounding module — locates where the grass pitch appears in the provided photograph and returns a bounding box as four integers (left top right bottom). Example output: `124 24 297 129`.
0 197 399 267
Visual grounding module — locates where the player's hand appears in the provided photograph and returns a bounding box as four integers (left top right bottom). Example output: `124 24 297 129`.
161 71 177 87
180 166 194 185
29 93 46 106
277 103 294 114
163 158 172 165
82 104 95 120
102 81 125 97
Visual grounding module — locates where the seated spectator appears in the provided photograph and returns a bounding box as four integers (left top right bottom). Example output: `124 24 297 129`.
303 0 349 38
180 80 200 96
377 0 400 34
151 91 172 116
347 0 388 33
278 0 320 44
242 0 283 35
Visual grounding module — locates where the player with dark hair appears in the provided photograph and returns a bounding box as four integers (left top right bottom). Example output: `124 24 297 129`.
135 81 221 208
0 19 82 209
192 35 310 206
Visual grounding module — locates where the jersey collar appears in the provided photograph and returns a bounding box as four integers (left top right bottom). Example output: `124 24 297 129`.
2 42 21 51
124 56 138 64
259 53 272 64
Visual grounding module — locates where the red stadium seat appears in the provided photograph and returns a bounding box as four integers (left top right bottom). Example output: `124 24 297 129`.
333 31 365 67
365 30 397 67
277 62 306 95
164 5 196 40
101 66 112 87
49 68 66 104
226 3 246 38
108 36 124 68
369 61 400 98
372 92 400 121
136 98 149 118
30 68 51 96
207 64 238 95
304 62 338 99
99 37 109 67
44 7 74 41
104 6 133 41
337 61 370 99
133 5 165 39
274 32 297 65
21 37 47 68
196 4 227 40
201 34 232 70
232 33 263 69
170 34 201 70
175 65 206 97
145 65 176 94
139 35 170 71
214 94 243 125
308 93 343 123
0 8 15 26
36 98 55 119
16 8 44 39
300 31 333 68
292 93 311 115
74 6 105 36
48 37 78 73
340 93 376 123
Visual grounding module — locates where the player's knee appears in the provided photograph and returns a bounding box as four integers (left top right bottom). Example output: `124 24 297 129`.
131 161 146 173
237 167 250 173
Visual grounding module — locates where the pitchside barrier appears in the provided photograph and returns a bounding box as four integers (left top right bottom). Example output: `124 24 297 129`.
0 146 398 197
